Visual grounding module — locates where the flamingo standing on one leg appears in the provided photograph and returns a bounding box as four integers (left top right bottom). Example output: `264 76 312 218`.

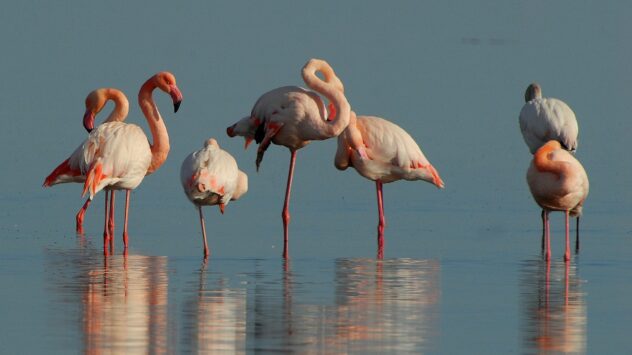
335 111 444 258
49 72 182 255
226 58 351 258
180 138 248 258
44 88 129 238
526 140 589 261
519 83 582 251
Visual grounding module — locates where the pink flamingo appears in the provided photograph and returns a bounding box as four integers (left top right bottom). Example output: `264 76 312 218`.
46 72 183 254
44 88 129 236
227 58 351 258
335 111 445 258
180 138 248 258
526 140 589 261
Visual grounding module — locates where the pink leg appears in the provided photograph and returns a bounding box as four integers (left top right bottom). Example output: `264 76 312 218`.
76 198 91 235
109 191 115 253
198 206 209 258
103 192 110 256
281 150 297 259
376 181 385 259
564 211 571 262
544 210 551 261
122 190 130 253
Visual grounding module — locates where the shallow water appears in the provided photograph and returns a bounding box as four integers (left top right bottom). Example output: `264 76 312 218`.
3 1 632 353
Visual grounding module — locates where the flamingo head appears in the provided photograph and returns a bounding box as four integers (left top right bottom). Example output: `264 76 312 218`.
153 71 183 113
226 116 261 149
524 83 542 102
83 88 113 133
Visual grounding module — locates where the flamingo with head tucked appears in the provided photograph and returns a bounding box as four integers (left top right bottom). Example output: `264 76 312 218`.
519 83 583 250
335 111 444 258
46 72 182 254
44 88 129 236
226 58 351 258
180 138 248 258
527 140 589 261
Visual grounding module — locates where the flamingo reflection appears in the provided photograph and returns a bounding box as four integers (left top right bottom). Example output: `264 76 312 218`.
181 260 247 353
82 255 170 354
329 259 440 352
521 260 586 353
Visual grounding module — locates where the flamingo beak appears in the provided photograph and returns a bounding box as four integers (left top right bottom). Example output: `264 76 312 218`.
83 109 95 133
169 85 183 113
227 125 236 137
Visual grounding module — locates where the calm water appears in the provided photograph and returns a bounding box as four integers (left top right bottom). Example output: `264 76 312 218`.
3 1 632 353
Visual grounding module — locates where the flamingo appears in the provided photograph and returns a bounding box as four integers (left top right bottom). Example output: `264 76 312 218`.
44 88 129 236
519 83 582 250
180 138 248 258
226 58 351 258
335 111 444 257
526 140 589 261
46 72 182 255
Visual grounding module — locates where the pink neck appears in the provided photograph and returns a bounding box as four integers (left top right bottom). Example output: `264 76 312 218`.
138 80 170 174
301 59 350 138
104 89 129 123
533 143 568 177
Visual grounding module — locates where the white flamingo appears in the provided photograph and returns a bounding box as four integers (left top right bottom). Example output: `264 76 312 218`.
180 138 248 258
44 88 129 236
335 111 444 258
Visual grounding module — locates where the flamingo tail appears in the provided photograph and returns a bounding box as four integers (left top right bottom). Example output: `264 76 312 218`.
81 162 106 199
43 158 80 187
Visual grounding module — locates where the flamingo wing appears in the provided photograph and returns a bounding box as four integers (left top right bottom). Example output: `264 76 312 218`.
80 122 152 198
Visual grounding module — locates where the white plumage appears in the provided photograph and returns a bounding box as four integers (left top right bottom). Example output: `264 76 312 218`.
77 122 152 198
180 138 248 257
519 83 578 154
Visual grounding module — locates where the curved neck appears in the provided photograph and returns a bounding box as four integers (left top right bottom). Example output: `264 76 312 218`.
533 143 568 177
302 59 350 138
103 89 129 123
138 80 169 174
345 111 364 150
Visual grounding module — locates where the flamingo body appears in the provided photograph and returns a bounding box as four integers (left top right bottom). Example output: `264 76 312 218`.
336 114 444 186
180 139 248 257
526 141 589 261
527 143 588 215
519 83 578 154
78 121 152 198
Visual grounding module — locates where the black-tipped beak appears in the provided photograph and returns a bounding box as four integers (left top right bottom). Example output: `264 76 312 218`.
83 110 95 133
169 84 183 113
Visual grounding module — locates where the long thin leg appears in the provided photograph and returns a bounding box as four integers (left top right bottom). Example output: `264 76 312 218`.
575 216 580 254
198 206 209 258
540 209 545 252
376 180 385 259
281 150 297 259
103 192 110 256
564 211 571 262
544 211 551 261
122 190 130 253
76 199 92 235
109 191 115 253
